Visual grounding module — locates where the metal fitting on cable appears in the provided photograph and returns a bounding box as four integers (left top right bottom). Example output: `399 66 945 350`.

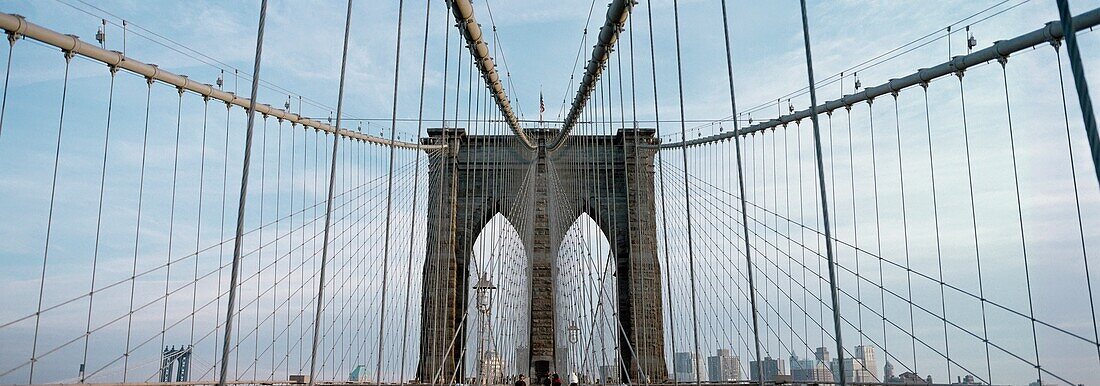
95 19 105 48
967 26 977 51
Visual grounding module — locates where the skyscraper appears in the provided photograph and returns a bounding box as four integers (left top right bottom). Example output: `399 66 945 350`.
749 356 785 381
707 349 741 381
855 345 877 381
673 352 705 382
482 350 504 384
829 345 876 383
789 355 831 382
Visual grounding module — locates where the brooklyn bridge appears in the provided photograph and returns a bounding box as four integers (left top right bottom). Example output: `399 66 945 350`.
0 1 1099 385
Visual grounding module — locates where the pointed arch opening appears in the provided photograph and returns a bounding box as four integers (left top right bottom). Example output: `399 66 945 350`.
555 212 616 382
463 212 526 384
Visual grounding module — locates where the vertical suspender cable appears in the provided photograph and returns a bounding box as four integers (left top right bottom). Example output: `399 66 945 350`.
796 2 845 385
307 1 351 384
191 96 211 352
669 2 702 386
400 0 433 383
643 0 677 381
955 73 992 382
213 101 231 380
999 57 1044 384
219 1 268 385
1053 39 1100 368
1054 0 1100 189
888 97 915 371
157 88 185 380
124 67 154 385
81 65 117 384
0 32 15 139
717 2 764 384
921 86 952 377
29 48 72 385
377 0 406 383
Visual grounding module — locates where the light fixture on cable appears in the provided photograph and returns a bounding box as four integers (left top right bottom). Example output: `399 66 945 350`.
967 26 977 52
95 19 106 49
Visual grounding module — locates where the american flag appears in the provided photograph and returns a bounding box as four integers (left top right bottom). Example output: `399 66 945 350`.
539 92 545 122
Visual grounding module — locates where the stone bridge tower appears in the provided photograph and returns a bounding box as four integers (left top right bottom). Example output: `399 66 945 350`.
416 128 667 384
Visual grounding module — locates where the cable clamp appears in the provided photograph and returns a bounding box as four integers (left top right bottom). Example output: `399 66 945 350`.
993 41 1010 66
146 64 159 86
8 14 28 44
62 34 79 57
177 75 186 95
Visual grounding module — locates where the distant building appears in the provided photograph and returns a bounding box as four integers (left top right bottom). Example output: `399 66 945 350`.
855 345 878 381
831 357 872 383
482 350 504 383
828 345 875 383
952 374 981 384
749 356 785 381
896 372 929 384
673 352 705 382
884 362 896 382
789 355 830 382
815 347 831 363
706 349 740 381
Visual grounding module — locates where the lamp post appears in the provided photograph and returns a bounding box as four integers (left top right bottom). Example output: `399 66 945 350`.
567 321 580 383
474 273 496 386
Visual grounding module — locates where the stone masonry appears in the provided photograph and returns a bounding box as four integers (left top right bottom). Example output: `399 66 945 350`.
416 128 667 383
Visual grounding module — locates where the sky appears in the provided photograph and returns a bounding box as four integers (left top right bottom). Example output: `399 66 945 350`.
2 0 1100 385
